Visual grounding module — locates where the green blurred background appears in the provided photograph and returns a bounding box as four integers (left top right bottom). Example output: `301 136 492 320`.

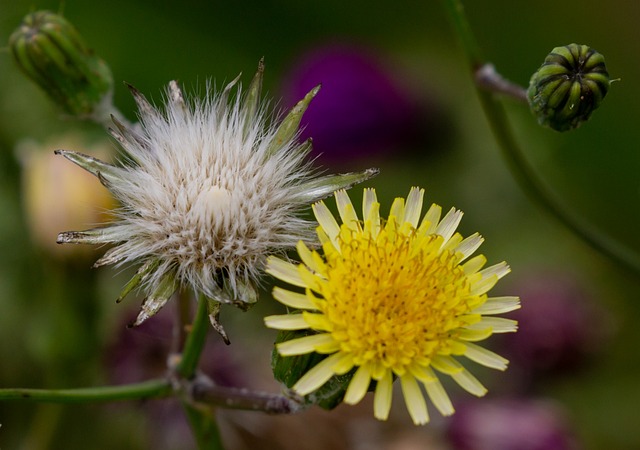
1 0 640 449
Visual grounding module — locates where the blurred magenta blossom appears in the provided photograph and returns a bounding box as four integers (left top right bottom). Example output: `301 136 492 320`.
501 271 613 382
447 398 579 450
106 304 243 387
105 305 245 450
280 44 436 167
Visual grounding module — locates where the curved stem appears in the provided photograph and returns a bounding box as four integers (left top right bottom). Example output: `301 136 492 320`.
442 0 640 275
0 379 171 403
441 0 483 66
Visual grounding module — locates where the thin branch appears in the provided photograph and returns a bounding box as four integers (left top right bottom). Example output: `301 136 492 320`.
0 379 171 403
475 63 528 102
188 376 306 414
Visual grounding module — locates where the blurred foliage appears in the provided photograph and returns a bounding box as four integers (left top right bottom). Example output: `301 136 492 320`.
1 0 640 449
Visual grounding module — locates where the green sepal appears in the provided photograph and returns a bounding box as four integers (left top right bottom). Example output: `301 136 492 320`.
292 167 380 203
131 272 178 327
54 149 124 187
209 276 258 309
242 58 264 136
57 226 120 245
271 329 356 410
265 85 321 157
116 259 160 303
205 297 230 344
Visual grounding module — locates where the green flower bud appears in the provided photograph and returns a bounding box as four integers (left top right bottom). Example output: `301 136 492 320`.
9 10 113 119
527 44 610 132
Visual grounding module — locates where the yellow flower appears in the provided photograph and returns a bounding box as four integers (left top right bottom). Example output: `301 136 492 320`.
265 187 519 425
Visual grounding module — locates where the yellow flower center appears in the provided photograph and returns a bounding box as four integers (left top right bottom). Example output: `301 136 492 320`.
315 220 475 374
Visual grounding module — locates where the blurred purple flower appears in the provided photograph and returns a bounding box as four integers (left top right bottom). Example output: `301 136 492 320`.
105 303 243 387
447 398 579 450
280 44 439 167
104 304 245 450
501 272 612 381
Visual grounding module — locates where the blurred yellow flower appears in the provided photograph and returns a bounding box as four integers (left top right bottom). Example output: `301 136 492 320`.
265 187 519 425
19 134 115 258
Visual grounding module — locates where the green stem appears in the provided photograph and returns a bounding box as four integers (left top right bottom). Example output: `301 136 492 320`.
0 378 171 403
183 403 225 449
442 0 640 274
441 0 483 66
176 292 210 379
175 293 223 449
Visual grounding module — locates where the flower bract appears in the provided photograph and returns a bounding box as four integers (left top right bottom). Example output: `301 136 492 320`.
265 187 519 425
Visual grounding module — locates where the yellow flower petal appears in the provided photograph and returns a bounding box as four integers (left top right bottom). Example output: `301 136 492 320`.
389 196 405 224
470 274 499 296
462 341 509 370
266 256 305 287
276 333 337 356
296 241 325 274
435 207 463 243
293 352 345 395
422 368 454 417
272 286 316 310
430 355 463 375
466 316 518 333
335 189 360 232
264 314 309 330
462 254 487 275
472 296 521 314
455 232 484 261
373 370 393 421
404 187 424 228
344 365 372 405
400 374 429 425
457 327 494 342
479 261 511 280
420 203 441 234
451 367 487 397
312 201 340 250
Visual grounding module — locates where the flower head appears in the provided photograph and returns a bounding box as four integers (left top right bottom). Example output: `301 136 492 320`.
265 187 519 425
56 63 377 326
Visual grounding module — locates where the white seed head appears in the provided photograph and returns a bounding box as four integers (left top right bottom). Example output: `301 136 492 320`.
57 68 378 324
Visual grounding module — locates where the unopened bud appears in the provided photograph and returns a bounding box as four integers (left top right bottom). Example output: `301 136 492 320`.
9 10 113 119
527 44 610 132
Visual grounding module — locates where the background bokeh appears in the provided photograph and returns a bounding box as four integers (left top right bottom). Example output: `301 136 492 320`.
1 0 640 449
